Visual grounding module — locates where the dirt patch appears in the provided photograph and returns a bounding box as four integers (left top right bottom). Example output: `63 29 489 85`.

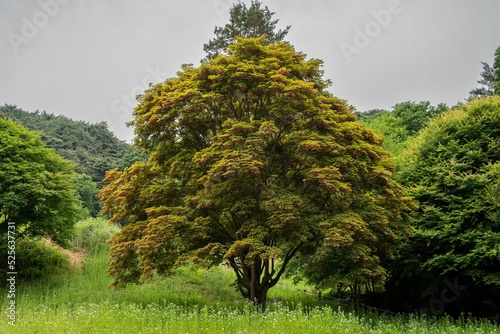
43 238 84 269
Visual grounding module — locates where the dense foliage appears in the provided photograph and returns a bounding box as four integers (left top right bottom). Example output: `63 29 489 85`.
357 101 448 160
100 37 412 310
0 104 131 184
0 118 83 245
72 173 101 217
380 96 500 319
3 238 72 282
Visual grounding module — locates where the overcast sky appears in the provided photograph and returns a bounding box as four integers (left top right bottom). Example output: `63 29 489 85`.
1 0 499 142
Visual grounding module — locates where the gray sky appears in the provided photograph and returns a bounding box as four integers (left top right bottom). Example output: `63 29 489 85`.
1 0 499 142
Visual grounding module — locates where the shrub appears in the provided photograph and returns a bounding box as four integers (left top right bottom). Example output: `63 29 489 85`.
73 217 120 254
0 238 71 284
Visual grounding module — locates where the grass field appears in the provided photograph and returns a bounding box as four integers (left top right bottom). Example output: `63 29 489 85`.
1 218 499 333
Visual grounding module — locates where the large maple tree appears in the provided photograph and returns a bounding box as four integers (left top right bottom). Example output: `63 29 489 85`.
100 37 412 310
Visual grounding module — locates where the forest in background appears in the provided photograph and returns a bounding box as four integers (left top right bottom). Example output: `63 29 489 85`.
0 104 134 183
0 104 144 217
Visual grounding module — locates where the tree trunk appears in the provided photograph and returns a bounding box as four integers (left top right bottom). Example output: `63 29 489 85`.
228 243 303 312
256 285 270 312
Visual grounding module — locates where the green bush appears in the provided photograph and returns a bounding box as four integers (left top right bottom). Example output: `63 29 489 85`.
1 238 71 284
73 217 120 254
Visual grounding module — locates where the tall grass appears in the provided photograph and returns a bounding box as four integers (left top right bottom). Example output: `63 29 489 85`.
3 299 498 334
1 218 499 333
72 217 119 255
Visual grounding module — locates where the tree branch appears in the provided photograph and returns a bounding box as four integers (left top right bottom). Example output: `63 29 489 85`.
269 243 303 287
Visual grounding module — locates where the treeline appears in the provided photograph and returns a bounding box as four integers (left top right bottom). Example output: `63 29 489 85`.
356 101 449 159
0 104 132 183
351 50 500 318
354 97 500 319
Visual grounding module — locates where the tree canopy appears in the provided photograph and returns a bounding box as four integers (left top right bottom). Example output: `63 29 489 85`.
384 96 500 318
391 101 448 136
100 37 412 310
357 102 448 160
203 0 290 61
0 118 83 246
